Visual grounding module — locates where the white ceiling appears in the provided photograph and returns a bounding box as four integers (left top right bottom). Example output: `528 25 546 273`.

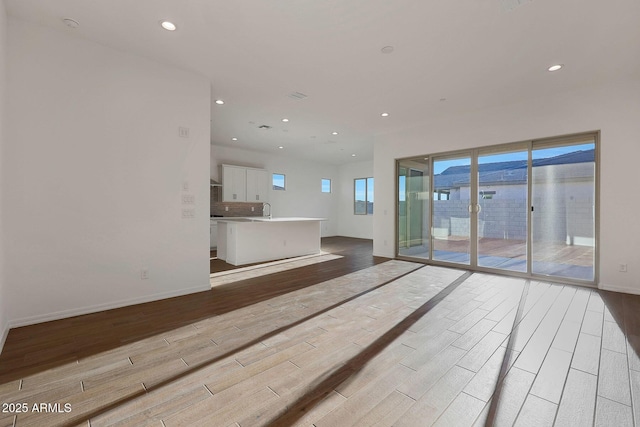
6 0 640 165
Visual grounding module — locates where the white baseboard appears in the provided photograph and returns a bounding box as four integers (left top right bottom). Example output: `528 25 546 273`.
598 283 640 296
0 320 9 356
7 284 210 330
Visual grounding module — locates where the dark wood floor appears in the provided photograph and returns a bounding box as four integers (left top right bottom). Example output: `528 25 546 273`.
1 237 640 426
209 236 379 274
0 237 384 383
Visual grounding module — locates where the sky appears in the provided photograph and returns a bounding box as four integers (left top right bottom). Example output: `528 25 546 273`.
430 142 594 174
273 173 285 189
399 142 595 200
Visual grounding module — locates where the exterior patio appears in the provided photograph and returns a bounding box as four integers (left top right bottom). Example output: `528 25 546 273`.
400 237 594 281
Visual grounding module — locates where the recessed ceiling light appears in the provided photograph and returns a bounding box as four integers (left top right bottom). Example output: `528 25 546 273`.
548 64 563 72
160 21 177 31
232 137 238 141
278 146 284 149
215 99 224 105
62 18 79 28
439 98 447 102
381 112 389 117
332 131 338 135
282 118 289 122
381 46 394 54
351 154 356 157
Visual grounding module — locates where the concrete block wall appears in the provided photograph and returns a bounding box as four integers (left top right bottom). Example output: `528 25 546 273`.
431 197 593 243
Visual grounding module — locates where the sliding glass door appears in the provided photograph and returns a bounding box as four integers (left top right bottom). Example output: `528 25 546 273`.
432 155 472 265
398 159 430 259
476 148 528 272
396 133 598 284
531 138 596 281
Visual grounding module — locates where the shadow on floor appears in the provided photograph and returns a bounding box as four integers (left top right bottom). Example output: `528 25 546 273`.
483 280 530 426
600 289 640 367
51 259 424 426
0 237 384 383
265 271 473 426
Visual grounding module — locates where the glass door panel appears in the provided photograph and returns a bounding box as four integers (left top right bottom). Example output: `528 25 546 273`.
477 150 528 272
396 132 597 284
531 140 596 281
398 159 430 259
433 156 471 265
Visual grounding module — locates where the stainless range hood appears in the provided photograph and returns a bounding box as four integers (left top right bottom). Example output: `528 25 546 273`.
210 179 222 187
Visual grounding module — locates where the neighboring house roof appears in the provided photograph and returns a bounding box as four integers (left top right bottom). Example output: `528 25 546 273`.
434 149 595 189
533 149 595 167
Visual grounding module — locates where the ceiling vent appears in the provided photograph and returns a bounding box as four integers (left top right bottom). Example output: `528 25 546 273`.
258 125 272 130
288 92 308 100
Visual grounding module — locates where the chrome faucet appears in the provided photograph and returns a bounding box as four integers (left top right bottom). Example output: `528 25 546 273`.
263 202 272 219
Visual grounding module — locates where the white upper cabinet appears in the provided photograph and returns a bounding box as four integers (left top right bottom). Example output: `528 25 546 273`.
221 165 269 202
246 168 269 202
222 165 247 202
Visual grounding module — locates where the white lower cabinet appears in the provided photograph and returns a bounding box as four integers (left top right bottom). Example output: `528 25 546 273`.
210 221 218 248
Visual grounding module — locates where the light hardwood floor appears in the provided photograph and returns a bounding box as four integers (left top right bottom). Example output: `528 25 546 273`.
0 237 638 426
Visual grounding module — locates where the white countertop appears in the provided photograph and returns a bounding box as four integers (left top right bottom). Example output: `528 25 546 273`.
216 217 326 223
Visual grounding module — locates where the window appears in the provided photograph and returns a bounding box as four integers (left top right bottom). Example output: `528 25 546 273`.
272 173 285 191
479 190 496 200
321 179 331 193
354 177 374 215
434 190 450 201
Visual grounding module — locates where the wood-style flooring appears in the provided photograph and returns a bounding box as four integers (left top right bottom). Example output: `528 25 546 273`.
0 237 639 426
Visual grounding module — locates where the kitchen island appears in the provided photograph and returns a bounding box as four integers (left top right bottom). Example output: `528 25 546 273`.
216 217 326 266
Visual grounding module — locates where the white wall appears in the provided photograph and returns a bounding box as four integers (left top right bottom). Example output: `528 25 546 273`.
337 160 373 239
211 145 339 237
374 78 640 294
3 18 211 327
0 0 8 351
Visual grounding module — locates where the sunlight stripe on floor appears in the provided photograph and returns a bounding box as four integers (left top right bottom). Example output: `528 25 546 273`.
210 253 343 287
